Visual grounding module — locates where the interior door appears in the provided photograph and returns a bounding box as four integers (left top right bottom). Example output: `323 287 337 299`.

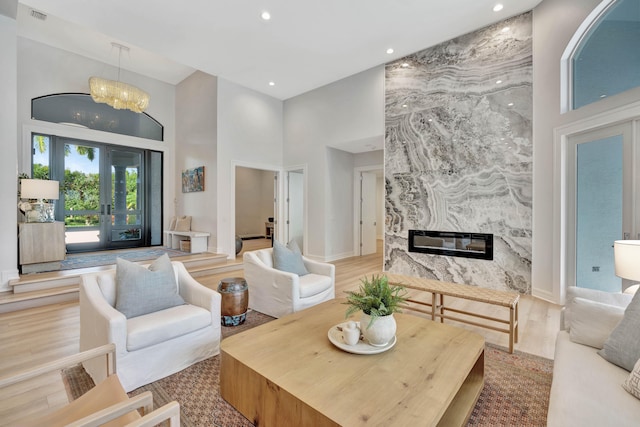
286 170 304 250
568 122 633 292
360 172 377 256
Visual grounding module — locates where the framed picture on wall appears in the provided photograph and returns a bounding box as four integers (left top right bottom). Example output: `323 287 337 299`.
182 166 205 193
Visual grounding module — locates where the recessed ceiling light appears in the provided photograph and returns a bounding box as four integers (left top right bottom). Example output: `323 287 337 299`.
493 4 504 12
386 48 394 54
261 11 271 21
268 81 275 87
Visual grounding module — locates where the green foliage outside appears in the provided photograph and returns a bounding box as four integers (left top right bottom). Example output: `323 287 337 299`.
32 163 139 228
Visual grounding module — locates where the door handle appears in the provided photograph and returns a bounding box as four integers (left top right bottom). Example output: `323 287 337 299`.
107 205 111 215
100 204 105 215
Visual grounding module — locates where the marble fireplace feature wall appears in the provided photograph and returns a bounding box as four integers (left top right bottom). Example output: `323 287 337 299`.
384 12 532 294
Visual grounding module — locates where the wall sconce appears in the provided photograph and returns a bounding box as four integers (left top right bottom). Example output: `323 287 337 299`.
20 179 60 223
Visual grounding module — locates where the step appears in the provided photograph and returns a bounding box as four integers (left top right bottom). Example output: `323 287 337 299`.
2 255 244 313
0 286 79 314
188 260 243 278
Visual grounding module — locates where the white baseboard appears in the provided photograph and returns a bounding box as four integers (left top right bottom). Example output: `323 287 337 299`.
532 287 559 305
1 269 20 292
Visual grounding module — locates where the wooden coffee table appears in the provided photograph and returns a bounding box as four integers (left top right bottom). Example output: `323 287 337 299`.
220 299 485 427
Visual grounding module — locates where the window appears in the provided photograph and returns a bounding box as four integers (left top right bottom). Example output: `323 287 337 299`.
571 0 640 110
32 94 163 141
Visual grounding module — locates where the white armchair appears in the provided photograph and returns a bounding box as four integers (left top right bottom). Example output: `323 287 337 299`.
80 261 221 392
243 248 335 318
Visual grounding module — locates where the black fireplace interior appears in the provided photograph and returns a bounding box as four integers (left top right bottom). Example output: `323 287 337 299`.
408 230 494 260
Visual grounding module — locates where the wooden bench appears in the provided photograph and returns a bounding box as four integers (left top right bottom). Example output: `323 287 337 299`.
164 230 210 253
384 273 520 353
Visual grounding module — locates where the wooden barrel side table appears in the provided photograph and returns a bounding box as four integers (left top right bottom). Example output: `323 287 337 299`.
218 277 249 326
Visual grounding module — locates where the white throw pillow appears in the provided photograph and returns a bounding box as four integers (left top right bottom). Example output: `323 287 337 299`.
623 358 640 400
569 297 625 349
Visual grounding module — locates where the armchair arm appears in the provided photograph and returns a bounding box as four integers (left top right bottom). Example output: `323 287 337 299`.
79 275 128 386
173 262 221 322
0 344 116 389
303 256 335 279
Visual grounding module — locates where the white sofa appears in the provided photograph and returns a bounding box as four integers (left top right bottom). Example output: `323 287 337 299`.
547 286 640 427
243 248 335 318
80 261 221 392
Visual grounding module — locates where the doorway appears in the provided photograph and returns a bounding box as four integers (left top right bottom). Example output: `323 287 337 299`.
32 133 162 253
285 168 305 251
235 166 277 244
354 166 384 256
567 122 633 291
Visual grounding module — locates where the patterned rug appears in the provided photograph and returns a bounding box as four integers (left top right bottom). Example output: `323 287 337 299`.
62 312 553 426
59 247 188 270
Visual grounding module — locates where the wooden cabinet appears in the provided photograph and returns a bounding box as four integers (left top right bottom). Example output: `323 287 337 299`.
18 222 66 273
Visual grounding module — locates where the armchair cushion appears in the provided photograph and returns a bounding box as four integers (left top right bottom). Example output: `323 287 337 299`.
299 274 333 298
115 254 185 319
127 304 211 351
599 290 640 371
273 239 309 276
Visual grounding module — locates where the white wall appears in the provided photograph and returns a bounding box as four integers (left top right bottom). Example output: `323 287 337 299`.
0 13 19 291
283 66 385 260
216 78 283 258
175 71 217 249
531 0 640 303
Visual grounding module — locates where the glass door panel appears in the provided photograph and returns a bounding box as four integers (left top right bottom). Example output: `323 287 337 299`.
62 142 103 251
576 136 623 291
568 122 633 292
109 149 144 248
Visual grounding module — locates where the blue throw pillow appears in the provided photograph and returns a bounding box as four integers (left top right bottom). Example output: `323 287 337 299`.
115 254 185 318
273 239 309 276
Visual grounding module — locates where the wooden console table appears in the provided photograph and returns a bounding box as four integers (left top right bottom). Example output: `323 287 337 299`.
18 222 66 273
384 273 520 353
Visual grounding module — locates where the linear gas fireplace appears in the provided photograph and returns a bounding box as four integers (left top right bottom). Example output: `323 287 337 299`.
408 230 494 260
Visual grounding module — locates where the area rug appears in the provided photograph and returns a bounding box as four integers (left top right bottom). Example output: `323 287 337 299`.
62 312 553 426
59 247 188 270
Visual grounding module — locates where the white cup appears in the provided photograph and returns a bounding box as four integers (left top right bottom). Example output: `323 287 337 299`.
343 321 360 346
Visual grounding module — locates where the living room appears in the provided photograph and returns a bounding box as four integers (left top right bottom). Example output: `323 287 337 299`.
2 0 639 305
2 0 640 424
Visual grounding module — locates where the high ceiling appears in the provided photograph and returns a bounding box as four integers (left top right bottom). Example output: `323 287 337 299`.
17 0 543 100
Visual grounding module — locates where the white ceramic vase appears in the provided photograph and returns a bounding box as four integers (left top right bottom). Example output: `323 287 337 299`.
360 312 396 346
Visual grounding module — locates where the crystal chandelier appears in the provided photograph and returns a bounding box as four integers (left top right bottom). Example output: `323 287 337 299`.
89 43 150 113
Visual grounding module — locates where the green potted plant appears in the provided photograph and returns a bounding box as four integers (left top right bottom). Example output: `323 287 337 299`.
344 274 407 346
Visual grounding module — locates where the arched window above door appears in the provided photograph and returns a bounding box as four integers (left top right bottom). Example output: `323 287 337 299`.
563 0 640 112
32 93 163 141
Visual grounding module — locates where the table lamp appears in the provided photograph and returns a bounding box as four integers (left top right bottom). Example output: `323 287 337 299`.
20 178 60 223
614 240 640 290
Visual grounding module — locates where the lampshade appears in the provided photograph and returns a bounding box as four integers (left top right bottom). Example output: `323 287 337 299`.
20 179 59 201
89 77 149 113
614 240 640 281
88 43 150 114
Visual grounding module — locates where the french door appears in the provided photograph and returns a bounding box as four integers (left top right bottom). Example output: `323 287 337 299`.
567 122 635 291
33 134 162 253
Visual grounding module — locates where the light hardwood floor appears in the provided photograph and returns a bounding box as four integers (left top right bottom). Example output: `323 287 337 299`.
0 239 561 424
